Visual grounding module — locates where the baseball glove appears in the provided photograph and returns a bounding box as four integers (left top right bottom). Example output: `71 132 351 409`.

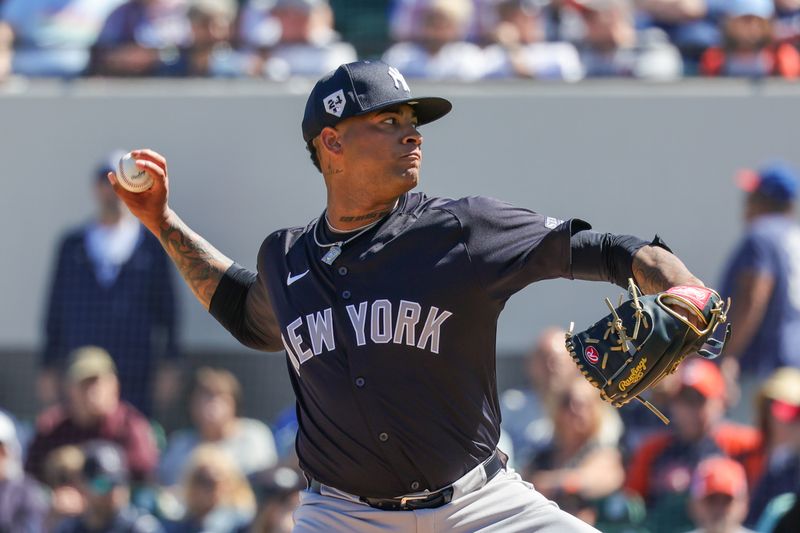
565 279 730 424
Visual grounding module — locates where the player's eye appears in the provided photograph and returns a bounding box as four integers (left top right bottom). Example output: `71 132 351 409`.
381 117 397 125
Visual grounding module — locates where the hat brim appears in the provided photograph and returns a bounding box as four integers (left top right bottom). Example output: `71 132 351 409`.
361 96 453 126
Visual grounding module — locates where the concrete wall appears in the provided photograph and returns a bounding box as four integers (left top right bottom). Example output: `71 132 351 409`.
1 78 799 419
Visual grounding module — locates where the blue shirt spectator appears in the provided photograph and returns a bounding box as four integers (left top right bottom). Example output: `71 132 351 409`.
721 215 800 373
636 0 726 71
42 153 179 415
0 0 125 76
92 0 191 76
720 162 800 376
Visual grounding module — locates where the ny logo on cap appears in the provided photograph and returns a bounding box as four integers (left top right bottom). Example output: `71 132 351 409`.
324 89 346 117
388 67 410 92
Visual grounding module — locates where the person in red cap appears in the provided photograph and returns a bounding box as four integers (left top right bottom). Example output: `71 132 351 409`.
625 359 763 533
719 160 800 424
685 455 754 533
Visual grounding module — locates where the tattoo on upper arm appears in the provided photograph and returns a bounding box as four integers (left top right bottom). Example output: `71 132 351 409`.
158 217 232 309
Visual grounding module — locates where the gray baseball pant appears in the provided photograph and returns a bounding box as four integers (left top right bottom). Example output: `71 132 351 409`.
293 462 600 532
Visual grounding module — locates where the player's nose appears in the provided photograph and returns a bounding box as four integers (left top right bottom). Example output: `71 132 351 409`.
403 127 422 146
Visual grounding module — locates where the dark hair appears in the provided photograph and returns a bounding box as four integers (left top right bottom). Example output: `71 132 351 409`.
306 140 322 173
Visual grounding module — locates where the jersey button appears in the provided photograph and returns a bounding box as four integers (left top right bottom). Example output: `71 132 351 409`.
378 432 389 442
338 266 348 276
410 481 420 491
342 290 351 299
355 377 365 388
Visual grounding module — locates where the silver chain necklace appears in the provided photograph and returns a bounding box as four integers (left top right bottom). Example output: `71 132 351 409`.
313 215 382 265
313 201 400 265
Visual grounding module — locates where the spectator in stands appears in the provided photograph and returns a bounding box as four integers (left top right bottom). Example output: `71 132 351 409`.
718 161 800 422
160 0 253 77
42 445 86 530
40 151 180 416
625 358 763 533
389 0 499 44
158 367 277 486
0 16 11 80
163 445 255 532
745 367 800 526
91 0 192 76
500 327 582 464
55 441 164 533
618 372 682 456
0 410 47 533
524 376 625 515
635 0 722 70
686 455 754 533
26 346 159 484
239 0 356 80
699 0 800 77
239 466 303 533
0 0 125 77
571 0 684 79
482 0 584 80
382 0 487 80
774 0 800 44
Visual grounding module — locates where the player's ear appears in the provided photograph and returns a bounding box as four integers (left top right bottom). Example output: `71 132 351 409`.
318 127 342 156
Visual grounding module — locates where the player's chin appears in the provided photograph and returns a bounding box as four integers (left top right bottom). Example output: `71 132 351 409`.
397 169 420 190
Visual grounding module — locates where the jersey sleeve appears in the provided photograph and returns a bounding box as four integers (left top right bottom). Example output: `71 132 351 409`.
446 196 589 300
209 260 282 352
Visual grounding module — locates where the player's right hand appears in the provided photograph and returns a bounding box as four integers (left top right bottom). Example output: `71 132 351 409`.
107 148 172 230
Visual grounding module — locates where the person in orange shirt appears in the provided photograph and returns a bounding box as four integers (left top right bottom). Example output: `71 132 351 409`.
625 359 763 533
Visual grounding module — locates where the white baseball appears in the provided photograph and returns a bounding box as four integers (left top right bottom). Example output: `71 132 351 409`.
117 153 154 193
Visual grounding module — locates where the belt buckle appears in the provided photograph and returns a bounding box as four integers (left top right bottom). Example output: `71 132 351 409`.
399 493 432 508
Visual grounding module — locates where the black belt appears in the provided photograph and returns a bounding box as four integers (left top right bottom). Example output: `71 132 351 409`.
308 449 506 512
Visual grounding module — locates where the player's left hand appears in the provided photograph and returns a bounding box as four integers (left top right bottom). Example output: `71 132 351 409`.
564 280 730 424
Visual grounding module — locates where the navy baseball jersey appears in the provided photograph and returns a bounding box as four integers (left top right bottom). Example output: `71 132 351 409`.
211 191 647 498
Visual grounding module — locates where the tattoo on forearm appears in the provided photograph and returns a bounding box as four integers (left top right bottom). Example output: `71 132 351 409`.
157 216 233 309
632 246 703 294
339 209 392 223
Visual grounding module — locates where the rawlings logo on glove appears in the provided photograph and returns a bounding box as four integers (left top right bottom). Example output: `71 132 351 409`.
565 280 730 424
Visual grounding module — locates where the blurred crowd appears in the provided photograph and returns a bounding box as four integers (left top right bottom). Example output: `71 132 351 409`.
1 0 800 82
0 153 798 532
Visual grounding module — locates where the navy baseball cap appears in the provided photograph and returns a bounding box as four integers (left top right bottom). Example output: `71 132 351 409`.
302 61 452 142
736 161 799 201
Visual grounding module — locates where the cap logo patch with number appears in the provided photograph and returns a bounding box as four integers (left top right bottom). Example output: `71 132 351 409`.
545 216 563 229
585 346 600 364
388 67 410 92
324 89 346 117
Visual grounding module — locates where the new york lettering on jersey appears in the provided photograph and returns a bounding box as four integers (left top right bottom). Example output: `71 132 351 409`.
281 300 454 372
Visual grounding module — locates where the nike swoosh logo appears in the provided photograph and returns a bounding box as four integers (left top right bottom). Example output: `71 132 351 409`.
287 270 309 286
